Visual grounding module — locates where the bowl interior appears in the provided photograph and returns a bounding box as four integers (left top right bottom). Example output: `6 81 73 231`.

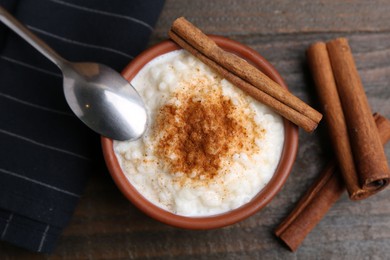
101 36 298 229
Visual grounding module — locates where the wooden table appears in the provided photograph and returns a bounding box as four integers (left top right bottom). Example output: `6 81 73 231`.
1 0 390 258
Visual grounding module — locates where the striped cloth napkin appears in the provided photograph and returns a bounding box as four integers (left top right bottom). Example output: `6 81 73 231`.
0 0 164 253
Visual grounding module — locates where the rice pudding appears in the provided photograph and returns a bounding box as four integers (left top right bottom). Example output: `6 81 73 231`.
113 50 284 217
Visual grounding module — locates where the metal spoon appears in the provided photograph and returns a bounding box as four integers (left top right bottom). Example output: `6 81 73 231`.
0 6 147 141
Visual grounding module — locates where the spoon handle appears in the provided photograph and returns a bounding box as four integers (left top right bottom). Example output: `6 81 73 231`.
0 5 66 69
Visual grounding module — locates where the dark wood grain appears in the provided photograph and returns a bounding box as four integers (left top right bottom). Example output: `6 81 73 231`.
1 0 390 259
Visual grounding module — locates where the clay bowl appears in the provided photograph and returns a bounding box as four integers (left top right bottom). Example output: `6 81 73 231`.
101 36 299 229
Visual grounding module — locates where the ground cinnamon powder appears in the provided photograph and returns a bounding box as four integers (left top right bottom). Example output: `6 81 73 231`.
155 79 262 182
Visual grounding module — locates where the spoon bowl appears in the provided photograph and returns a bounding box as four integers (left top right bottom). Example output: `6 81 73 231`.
63 62 147 141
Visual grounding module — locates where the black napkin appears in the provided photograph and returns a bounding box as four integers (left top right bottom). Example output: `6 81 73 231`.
0 0 164 253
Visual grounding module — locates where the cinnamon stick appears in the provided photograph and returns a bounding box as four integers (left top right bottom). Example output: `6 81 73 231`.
169 30 317 133
326 38 390 198
275 113 390 252
169 17 322 133
307 42 362 199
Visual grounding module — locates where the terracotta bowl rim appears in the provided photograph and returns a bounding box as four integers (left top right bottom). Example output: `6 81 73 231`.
101 35 299 230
